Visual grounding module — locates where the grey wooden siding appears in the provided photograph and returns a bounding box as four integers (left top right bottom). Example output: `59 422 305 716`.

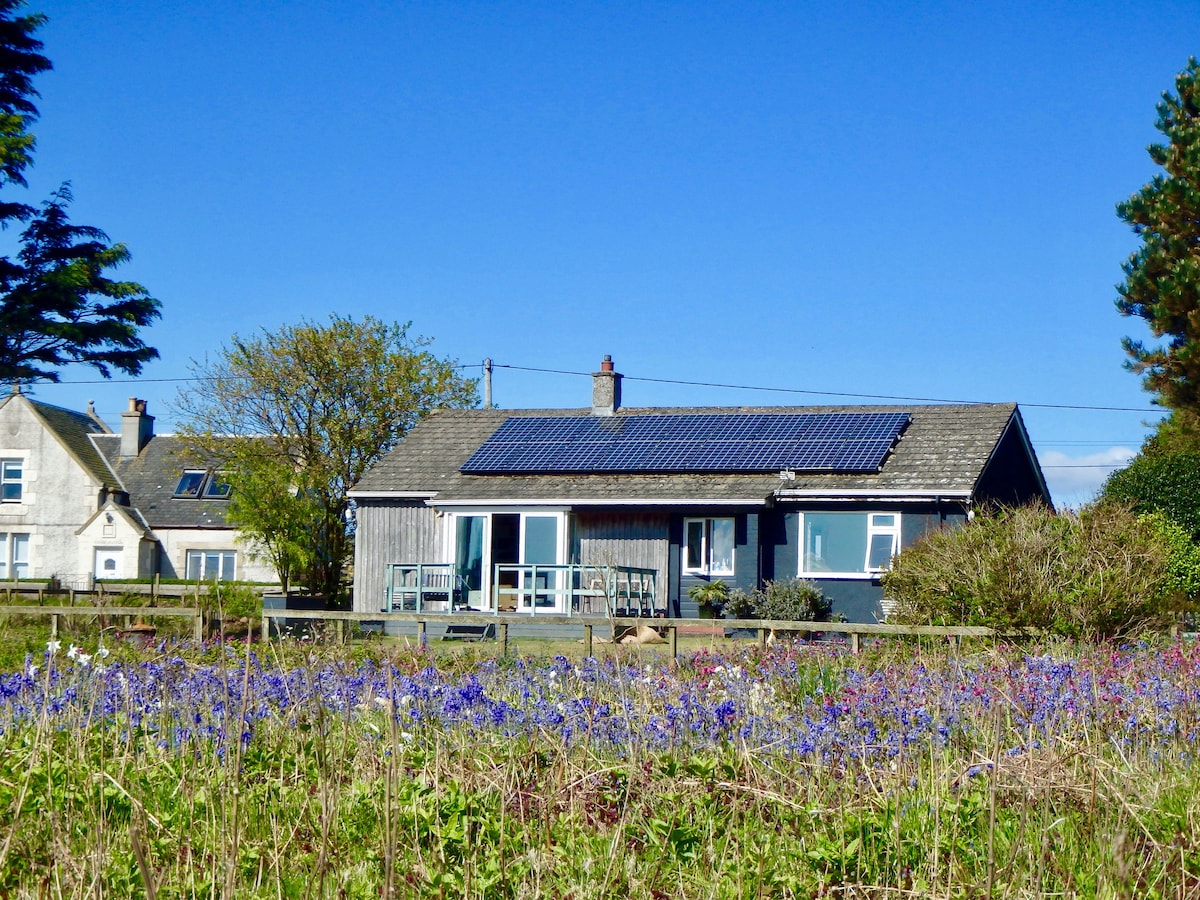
574 511 670 597
352 499 443 613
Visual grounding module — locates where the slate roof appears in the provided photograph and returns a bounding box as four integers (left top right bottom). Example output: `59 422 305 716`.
91 434 233 529
351 402 1031 504
15 397 118 490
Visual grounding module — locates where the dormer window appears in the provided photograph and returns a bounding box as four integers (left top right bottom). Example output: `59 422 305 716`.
174 470 207 498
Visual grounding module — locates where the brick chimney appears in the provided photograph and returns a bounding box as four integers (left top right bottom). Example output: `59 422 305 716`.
120 398 154 458
591 355 622 416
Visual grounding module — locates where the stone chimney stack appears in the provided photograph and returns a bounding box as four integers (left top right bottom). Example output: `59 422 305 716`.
591 355 622 416
120 398 154 458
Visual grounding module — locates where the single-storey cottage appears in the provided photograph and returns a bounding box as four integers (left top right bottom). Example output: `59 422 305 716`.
350 358 1049 623
0 391 275 586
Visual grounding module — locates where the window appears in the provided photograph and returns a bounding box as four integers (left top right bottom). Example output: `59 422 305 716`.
174 471 207 498
683 517 735 576
0 532 30 579
801 512 900 576
174 470 232 499
202 473 232 498
186 549 236 581
1 459 22 502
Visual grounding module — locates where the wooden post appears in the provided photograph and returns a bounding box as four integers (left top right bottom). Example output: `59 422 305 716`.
417 619 427 647
499 623 508 657
336 619 345 646
193 608 203 643
153 572 160 603
69 589 75 607
583 624 593 657
758 627 767 650
50 613 58 640
261 613 270 644
668 625 677 663
850 632 861 654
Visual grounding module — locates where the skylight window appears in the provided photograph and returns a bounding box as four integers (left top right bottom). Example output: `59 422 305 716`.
174 470 232 500
174 471 207 498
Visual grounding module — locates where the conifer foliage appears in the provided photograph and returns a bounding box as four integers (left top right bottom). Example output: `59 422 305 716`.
0 1 159 384
1117 58 1200 411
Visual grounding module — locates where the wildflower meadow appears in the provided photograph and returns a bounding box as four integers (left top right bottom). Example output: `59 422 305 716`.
3 634 1200 897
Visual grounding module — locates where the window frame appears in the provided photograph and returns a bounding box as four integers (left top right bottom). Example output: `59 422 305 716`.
0 458 23 503
798 511 901 579
185 549 236 581
682 517 736 577
0 532 31 580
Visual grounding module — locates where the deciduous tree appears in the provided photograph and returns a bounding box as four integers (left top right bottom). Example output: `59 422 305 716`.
1117 58 1200 411
176 315 478 602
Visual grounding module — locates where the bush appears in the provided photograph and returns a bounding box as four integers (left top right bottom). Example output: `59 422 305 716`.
1102 450 1200 540
882 503 1195 639
722 578 831 622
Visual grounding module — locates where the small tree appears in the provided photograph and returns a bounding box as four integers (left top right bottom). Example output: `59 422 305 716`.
1101 448 1200 540
1116 58 1200 412
177 315 478 603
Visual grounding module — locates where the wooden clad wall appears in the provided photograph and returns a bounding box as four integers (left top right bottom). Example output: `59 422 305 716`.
352 500 443 613
574 511 670 595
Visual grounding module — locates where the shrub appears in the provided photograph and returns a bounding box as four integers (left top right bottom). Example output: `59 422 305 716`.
687 580 730 611
882 503 1194 639
1101 450 1200 540
721 578 831 622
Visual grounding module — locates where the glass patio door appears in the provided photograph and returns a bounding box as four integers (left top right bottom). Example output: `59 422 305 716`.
451 511 565 612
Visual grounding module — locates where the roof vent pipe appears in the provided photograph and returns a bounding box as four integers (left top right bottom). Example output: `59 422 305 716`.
592 355 622 416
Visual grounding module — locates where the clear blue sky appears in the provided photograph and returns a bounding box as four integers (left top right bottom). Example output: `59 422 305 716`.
9 0 1199 505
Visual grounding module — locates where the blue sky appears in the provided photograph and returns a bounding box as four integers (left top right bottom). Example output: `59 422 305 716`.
8 0 1199 505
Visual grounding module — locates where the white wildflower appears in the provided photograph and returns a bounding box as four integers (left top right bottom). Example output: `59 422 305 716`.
46 639 61 654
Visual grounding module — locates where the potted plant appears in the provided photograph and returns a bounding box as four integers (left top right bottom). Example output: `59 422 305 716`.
688 580 730 619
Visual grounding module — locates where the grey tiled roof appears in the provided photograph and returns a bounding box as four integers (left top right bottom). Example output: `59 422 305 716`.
351 403 1024 504
21 398 119 490
92 434 233 529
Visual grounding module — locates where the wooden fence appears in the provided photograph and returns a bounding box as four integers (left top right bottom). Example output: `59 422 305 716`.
0 601 1011 662
0 605 204 642
260 608 999 661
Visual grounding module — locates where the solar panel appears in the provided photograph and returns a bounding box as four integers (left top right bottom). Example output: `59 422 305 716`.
460 411 911 474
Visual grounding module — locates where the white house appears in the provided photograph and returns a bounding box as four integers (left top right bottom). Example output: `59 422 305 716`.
0 391 276 586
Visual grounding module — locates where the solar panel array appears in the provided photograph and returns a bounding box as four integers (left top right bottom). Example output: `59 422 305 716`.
460 411 911 474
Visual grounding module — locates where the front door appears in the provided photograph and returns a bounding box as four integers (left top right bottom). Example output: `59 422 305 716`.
94 546 123 580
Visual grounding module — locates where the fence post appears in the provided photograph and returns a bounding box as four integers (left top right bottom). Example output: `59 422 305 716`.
50 613 58 640
758 626 767 650
261 613 270 644
193 608 203 643
583 624 592 658
336 619 345 646
418 619 426 647
850 632 861 654
499 623 508 657
668 625 677 663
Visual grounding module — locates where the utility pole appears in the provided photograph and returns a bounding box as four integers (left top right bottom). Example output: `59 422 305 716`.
483 358 493 409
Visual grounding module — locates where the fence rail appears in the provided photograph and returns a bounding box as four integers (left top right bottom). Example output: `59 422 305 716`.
0 604 204 641
0 600 1029 662
262 608 1003 660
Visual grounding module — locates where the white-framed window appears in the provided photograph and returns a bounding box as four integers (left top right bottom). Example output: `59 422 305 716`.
186 549 236 581
174 470 207 498
683 517 735 576
801 512 900 577
0 532 30 579
1 459 23 502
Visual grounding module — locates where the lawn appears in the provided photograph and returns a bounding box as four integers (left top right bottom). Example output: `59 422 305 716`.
2 631 1200 897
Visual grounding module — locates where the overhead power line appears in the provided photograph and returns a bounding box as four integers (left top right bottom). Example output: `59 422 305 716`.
491 363 1161 414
